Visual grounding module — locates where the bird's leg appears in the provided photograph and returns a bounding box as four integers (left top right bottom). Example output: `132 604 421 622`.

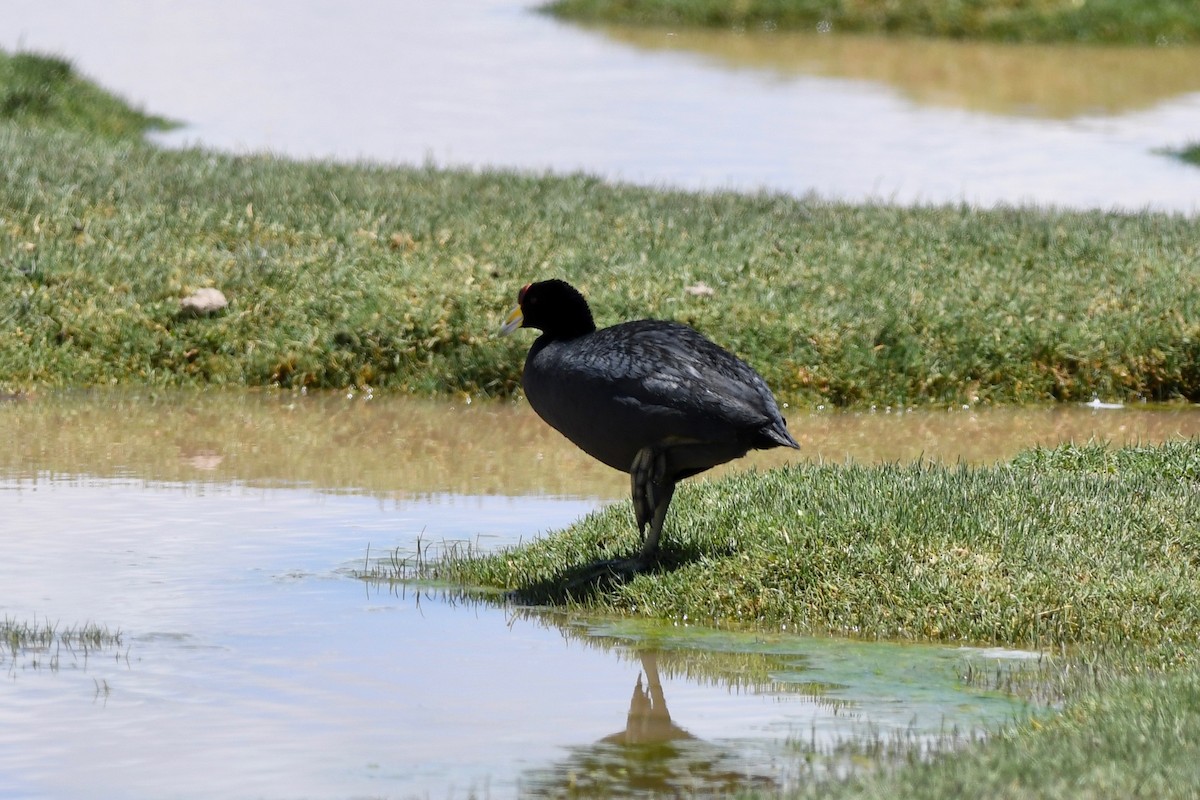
564 448 676 591
640 479 675 560
630 446 676 561
630 447 654 534
630 446 663 534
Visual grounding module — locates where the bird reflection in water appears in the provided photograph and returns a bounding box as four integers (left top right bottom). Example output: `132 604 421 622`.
600 651 692 748
520 650 777 798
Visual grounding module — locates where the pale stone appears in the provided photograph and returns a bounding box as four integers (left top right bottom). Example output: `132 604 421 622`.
180 288 228 316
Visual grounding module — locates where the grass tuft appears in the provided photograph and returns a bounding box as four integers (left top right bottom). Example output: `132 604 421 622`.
2 616 126 674
2 616 123 649
0 50 172 138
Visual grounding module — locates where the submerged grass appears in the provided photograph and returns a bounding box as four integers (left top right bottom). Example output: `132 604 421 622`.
2 616 126 675
542 0 1200 45
800 666 1200 799
1172 141 1200 167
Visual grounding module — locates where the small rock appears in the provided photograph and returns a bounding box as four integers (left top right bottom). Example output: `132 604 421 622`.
180 288 228 317
685 282 715 298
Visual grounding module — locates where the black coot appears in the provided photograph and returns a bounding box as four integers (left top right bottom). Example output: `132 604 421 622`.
501 279 799 565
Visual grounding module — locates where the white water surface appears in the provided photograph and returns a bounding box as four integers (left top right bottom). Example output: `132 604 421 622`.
3 0 1199 212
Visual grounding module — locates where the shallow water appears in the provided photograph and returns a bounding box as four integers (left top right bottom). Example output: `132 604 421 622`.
4 0 1200 212
4 390 1199 498
2 391 1197 798
1 475 1018 799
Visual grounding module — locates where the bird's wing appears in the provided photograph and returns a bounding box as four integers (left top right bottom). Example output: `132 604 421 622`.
564 321 781 434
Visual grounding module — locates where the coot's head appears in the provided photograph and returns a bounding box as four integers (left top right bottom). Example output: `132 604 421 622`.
499 279 596 340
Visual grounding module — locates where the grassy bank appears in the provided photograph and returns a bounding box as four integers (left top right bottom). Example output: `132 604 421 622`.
433 438 1200 797
443 440 1200 667
3 100 1199 406
6 127 1199 408
543 0 1200 45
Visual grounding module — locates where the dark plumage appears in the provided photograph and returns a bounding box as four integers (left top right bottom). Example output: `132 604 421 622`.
501 279 799 565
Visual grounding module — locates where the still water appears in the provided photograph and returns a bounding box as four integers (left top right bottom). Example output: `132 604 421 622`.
2 391 1199 798
4 0 1200 212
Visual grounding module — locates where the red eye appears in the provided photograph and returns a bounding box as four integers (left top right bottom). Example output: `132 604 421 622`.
518 283 531 304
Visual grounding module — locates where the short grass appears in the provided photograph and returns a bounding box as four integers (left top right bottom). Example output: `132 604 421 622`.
542 0 1200 45
2 616 122 649
444 440 1200 668
3 101 1200 405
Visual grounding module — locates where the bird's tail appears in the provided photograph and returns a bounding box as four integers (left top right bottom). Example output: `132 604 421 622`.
758 420 800 450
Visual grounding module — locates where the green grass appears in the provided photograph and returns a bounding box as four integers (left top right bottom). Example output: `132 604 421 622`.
542 0 1200 45
800 666 1200 799
442 440 1200 668
0 50 172 138
2 47 1200 407
3 121 1200 406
